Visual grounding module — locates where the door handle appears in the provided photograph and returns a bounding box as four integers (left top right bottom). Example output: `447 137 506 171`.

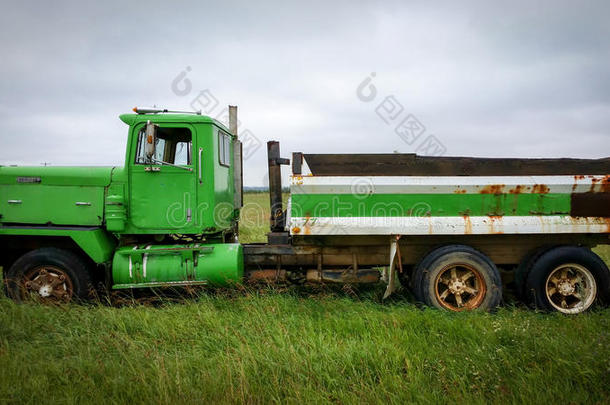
198 147 203 184
7 200 22 204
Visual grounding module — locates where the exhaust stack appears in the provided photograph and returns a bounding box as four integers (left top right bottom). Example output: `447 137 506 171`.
229 106 243 209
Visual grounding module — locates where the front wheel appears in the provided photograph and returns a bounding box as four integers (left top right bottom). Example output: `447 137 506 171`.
525 246 610 314
412 245 502 311
4 248 93 304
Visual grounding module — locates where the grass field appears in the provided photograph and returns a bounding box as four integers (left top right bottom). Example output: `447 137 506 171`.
238 192 289 243
0 193 609 404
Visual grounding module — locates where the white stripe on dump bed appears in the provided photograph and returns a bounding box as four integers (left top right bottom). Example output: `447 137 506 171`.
290 175 608 195
289 216 610 236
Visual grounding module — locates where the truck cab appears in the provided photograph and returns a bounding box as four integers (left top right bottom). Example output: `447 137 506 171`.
1 108 244 300
110 112 241 239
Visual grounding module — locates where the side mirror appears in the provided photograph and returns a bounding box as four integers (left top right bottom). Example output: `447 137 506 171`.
145 120 158 160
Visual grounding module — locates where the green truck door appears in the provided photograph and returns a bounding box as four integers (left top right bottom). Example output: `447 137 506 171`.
129 123 197 231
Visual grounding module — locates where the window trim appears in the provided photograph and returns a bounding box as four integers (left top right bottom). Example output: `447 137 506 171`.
218 129 231 167
133 124 194 167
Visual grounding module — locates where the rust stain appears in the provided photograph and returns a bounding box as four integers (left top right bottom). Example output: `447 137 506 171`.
508 185 526 194
536 215 547 234
573 175 586 192
462 215 472 234
487 215 504 234
454 188 467 194
303 216 312 235
588 175 610 193
601 175 610 193
479 184 505 195
604 217 610 233
531 184 550 194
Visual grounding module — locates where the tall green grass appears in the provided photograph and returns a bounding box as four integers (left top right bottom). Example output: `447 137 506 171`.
1 292 609 404
0 192 609 404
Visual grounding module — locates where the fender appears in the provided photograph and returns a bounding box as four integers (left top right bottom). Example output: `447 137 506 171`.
0 226 117 263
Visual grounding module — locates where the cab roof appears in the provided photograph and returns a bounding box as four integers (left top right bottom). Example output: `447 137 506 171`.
119 113 231 133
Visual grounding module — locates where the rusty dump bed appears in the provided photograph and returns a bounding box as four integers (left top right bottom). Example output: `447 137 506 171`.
303 154 610 176
288 153 610 237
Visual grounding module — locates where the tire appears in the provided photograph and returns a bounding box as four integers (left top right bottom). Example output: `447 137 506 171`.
524 246 610 314
514 245 554 299
413 245 502 311
4 248 93 304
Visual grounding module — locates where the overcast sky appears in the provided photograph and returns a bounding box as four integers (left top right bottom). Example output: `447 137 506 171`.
1 0 608 185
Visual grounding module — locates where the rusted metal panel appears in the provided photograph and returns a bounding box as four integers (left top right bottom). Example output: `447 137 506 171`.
571 174 610 217
290 175 604 194
305 269 380 283
290 215 610 236
304 154 610 176
571 193 610 217
289 174 609 234
246 269 287 283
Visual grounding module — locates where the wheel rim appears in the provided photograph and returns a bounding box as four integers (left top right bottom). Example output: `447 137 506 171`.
20 265 74 303
434 264 486 311
545 263 596 314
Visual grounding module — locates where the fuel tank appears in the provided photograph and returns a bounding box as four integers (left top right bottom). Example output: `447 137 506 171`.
112 243 243 288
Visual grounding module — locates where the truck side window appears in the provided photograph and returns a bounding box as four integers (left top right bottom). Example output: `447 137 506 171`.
135 127 192 165
218 130 231 167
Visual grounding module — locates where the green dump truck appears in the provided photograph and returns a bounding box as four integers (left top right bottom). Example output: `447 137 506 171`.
1 106 609 314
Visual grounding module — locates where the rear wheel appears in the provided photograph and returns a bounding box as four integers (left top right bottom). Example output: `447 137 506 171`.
413 245 502 311
4 248 92 304
525 246 610 314
514 245 553 299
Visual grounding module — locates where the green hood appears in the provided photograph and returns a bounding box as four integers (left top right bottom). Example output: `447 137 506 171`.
0 166 114 186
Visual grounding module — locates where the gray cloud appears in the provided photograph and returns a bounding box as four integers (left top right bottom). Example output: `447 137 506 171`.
1 0 608 186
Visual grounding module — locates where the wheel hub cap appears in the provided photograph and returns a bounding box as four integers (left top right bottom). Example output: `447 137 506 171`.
557 280 574 296
39 285 52 297
449 280 464 293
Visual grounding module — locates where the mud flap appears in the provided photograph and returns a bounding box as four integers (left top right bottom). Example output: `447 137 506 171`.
383 236 402 299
